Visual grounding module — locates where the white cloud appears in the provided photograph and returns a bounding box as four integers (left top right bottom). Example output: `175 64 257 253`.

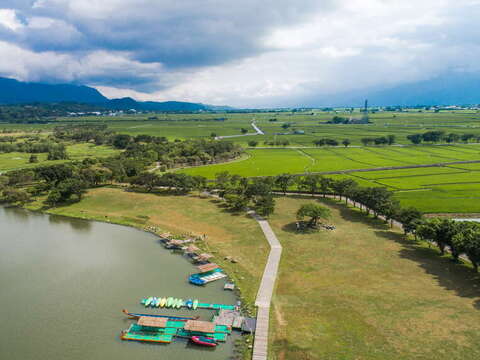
0 8 22 30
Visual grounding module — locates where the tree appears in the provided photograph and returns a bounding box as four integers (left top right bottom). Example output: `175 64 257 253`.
1 188 31 205
296 203 331 227
224 193 248 212
281 123 291 130
241 128 248 134
342 139 351 147
255 195 275 217
275 173 294 195
387 134 396 145
248 140 258 147
407 134 422 144
446 133 459 143
397 207 423 235
461 133 475 143
133 172 159 192
210 132 217 138
47 144 68 160
112 134 132 149
422 130 445 143
298 174 320 196
56 178 87 202
45 189 62 206
331 179 357 204
29 154 39 163
215 171 231 191
319 177 332 197
361 138 372 146
453 224 480 272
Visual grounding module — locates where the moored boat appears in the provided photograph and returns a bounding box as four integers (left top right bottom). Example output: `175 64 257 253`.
191 336 217 347
160 297 167 307
193 299 198 310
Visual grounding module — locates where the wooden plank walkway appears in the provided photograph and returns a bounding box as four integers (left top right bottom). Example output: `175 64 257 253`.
249 211 282 360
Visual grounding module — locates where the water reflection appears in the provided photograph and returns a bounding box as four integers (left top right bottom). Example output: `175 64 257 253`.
48 213 92 233
2 206 31 224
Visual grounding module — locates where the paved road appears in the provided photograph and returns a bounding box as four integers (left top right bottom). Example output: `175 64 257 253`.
216 122 264 139
249 210 282 360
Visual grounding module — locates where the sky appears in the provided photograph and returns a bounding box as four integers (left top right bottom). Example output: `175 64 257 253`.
0 0 479 107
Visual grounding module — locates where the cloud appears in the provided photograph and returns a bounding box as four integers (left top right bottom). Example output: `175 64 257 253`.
0 0 479 106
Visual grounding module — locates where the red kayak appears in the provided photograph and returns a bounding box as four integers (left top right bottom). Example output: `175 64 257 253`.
191 336 217 347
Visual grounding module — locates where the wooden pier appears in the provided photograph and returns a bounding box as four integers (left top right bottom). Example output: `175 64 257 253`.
249 211 283 360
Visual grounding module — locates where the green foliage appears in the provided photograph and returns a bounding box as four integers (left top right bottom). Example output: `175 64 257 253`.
296 203 331 227
1 187 31 204
29 154 38 163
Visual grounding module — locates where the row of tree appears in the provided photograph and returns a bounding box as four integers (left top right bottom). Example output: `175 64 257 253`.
311 135 396 147
417 218 480 271
406 131 480 144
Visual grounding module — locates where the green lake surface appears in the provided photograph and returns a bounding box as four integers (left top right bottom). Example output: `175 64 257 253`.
0 206 238 360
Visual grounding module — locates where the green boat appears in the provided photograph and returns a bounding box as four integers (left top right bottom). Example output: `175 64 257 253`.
166 297 173 307
177 299 183 308
193 299 198 310
145 297 153 307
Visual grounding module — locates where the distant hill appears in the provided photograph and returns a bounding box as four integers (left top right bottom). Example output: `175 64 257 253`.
0 77 229 111
312 72 480 107
367 73 480 106
107 97 208 111
0 77 108 104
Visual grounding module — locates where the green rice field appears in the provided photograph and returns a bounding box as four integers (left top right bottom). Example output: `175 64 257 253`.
179 144 480 213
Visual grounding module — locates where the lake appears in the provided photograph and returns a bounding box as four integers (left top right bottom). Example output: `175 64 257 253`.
0 206 238 360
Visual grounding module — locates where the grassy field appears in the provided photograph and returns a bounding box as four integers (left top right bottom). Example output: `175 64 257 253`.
27 187 268 306
268 196 480 359
0 143 119 173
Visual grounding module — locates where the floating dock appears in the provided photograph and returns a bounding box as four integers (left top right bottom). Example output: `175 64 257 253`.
121 314 231 345
189 264 227 285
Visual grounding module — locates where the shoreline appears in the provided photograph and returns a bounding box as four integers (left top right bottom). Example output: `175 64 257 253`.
21 189 258 313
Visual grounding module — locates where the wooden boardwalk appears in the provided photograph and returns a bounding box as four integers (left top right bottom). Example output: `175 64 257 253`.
249 211 282 360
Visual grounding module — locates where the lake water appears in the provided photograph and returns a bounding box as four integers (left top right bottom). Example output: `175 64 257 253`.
0 206 238 360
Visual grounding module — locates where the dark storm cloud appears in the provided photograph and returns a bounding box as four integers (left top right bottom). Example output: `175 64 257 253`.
4 0 333 67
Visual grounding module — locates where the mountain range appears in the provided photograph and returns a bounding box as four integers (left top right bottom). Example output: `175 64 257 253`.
0 77 224 111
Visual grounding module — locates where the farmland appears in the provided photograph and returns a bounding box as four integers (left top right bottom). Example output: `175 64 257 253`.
2 109 480 213
0 143 119 173
179 144 480 176
5 108 480 147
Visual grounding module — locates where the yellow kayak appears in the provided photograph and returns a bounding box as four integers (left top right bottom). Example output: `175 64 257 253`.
159 297 167 307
